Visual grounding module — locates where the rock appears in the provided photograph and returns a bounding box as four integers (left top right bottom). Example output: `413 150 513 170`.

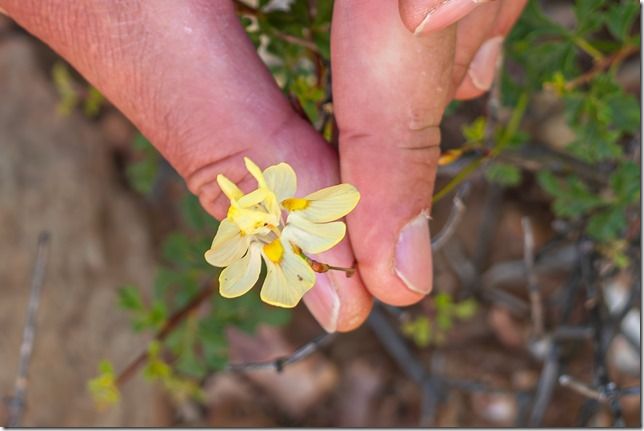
470 392 517 426
0 37 167 426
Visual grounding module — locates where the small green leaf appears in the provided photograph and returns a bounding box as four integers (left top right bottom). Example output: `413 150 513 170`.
610 161 641 205
462 117 487 144
485 163 522 187
117 285 144 311
453 298 478 320
605 0 639 41
88 360 120 409
586 206 627 242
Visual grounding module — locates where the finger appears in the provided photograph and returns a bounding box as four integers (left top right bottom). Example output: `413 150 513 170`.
332 0 456 306
1 0 372 332
453 0 528 99
398 0 495 35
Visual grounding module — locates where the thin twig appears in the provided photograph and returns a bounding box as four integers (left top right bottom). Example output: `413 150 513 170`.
559 375 607 402
528 342 559 427
7 232 51 428
431 184 469 252
563 44 638 91
522 217 544 337
226 333 334 372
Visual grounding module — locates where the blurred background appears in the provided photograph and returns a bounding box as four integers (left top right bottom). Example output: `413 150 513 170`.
0 0 640 427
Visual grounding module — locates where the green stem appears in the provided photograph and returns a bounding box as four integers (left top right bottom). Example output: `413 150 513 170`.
432 93 529 204
572 36 604 62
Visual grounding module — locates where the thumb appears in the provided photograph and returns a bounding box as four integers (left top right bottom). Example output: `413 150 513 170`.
332 1 456 305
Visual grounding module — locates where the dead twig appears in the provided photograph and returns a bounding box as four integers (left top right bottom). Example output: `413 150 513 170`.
431 184 469 252
522 217 544 337
7 232 50 428
226 333 334 372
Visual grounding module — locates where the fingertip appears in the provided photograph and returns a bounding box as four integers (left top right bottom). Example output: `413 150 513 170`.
453 74 488 100
399 0 483 35
304 238 373 333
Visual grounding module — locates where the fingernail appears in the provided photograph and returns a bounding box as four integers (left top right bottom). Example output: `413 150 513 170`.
468 36 504 91
395 211 432 294
414 0 481 35
303 273 340 333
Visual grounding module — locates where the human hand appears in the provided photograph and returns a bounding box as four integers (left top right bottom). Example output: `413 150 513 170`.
0 0 525 332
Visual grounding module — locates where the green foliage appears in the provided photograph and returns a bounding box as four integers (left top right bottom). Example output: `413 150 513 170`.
402 293 478 347
462 116 487 146
485 162 522 187
240 0 332 130
126 134 160 196
52 61 105 118
502 0 640 264
88 360 120 410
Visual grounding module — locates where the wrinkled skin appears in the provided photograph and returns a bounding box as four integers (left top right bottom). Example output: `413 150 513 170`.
0 0 526 332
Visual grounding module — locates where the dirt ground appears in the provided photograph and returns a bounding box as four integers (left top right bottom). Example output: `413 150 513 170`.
0 15 640 428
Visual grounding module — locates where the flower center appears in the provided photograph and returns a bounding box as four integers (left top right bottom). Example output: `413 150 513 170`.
282 198 309 211
263 238 284 263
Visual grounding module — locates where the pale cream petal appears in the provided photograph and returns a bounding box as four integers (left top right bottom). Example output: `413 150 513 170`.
237 187 268 208
219 244 262 298
217 174 243 202
260 243 315 308
244 157 266 188
298 184 360 222
204 219 249 267
283 213 346 254
263 163 297 202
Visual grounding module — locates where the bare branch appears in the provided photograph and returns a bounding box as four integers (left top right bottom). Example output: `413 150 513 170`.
559 375 607 402
226 333 335 373
431 185 469 252
7 232 50 428
522 217 544 337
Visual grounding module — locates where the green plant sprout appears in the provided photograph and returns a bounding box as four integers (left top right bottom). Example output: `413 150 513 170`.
402 293 478 347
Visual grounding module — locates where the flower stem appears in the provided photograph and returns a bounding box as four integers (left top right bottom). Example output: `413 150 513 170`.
304 255 356 278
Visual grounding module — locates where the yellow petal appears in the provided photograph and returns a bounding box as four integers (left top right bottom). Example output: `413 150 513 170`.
263 162 297 202
204 219 249 267
237 187 268 208
244 157 266 188
260 243 315 308
217 174 243 202
295 184 360 223
284 213 346 254
219 244 261 298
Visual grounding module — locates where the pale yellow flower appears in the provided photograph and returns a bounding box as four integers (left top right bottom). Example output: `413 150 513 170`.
204 157 360 308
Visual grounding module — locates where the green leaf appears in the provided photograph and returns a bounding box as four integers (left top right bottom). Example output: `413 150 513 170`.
485 162 522 187
538 172 603 218
462 117 487 144
605 1 639 41
453 298 478 320
117 285 144 311
586 206 627 242
181 193 216 232
610 161 641 205
574 0 607 35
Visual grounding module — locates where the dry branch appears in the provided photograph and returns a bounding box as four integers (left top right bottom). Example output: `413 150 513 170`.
7 232 50 428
